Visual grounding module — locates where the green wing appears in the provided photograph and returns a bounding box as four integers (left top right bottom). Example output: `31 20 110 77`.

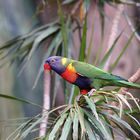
72 60 114 79
72 60 140 89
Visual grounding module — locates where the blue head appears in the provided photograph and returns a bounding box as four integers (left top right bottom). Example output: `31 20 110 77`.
44 56 67 74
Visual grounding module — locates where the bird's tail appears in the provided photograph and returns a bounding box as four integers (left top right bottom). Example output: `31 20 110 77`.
109 75 140 89
116 80 140 89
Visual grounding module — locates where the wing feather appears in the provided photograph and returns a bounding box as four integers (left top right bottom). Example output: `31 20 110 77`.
72 61 111 79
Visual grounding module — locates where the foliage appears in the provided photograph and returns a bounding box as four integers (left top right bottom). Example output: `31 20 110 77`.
0 93 42 109
5 90 140 140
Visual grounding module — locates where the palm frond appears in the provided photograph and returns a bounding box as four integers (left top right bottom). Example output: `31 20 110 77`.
7 90 140 140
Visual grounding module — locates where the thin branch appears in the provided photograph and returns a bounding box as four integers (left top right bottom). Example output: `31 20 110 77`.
121 68 140 93
39 71 51 137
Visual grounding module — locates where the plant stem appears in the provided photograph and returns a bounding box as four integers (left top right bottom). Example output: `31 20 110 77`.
39 71 50 137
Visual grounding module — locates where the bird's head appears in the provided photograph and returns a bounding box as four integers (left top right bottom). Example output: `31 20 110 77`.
44 56 69 74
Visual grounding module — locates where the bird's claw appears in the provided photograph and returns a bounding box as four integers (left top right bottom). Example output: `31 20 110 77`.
87 89 96 96
76 94 83 102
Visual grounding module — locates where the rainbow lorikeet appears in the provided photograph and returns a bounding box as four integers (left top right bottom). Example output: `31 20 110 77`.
44 56 140 95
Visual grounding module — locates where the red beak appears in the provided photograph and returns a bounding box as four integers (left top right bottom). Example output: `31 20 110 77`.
44 63 51 71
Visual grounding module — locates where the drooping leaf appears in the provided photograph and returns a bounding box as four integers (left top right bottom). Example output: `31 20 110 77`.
110 32 135 72
76 103 86 139
124 91 140 111
21 113 48 139
0 20 59 66
0 93 42 108
32 31 62 89
103 113 140 138
0 36 22 50
27 25 60 61
85 120 97 140
116 94 132 112
72 111 79 140
99 31 123 69
6 119 30 140
83 109 113 140
100 114 115 139
59 115 72 140
84 96 99 120
48 113 68 140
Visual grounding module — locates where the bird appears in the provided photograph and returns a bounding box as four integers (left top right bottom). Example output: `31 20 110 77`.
44 56 140 95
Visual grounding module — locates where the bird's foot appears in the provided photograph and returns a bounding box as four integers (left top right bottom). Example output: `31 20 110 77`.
76 95 86 106
87 89 96 97
76 94 83 102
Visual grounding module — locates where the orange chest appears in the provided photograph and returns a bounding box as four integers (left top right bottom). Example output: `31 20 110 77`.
61 63 78 83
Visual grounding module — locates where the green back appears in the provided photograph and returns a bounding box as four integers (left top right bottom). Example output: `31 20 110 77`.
65 58 140 89
71 60 126 89
72 60 111 79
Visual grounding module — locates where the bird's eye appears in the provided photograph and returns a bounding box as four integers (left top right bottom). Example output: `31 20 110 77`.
50 58 56 63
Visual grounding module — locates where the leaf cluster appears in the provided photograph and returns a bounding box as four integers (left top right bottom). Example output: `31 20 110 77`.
6 90 140 140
